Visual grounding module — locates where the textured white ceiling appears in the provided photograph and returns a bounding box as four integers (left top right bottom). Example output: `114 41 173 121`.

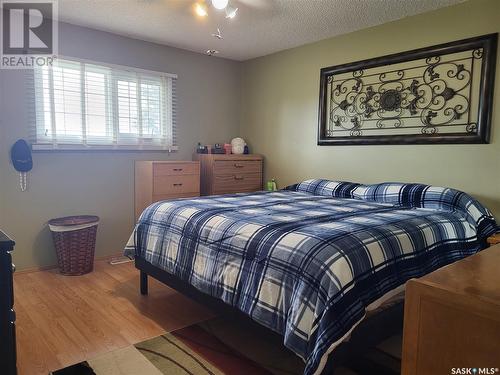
57 0 464 61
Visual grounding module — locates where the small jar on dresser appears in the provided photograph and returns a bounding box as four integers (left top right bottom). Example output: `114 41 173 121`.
0 230 17 375
193 154 263 196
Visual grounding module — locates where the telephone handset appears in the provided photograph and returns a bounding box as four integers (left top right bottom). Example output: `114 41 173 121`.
10 139 33 192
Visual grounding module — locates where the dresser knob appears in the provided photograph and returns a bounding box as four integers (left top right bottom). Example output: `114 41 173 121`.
173 168 183 171
234 176 244 180
8 309 16 322
234 164 244 168
173 183 183 187
11 263 16 273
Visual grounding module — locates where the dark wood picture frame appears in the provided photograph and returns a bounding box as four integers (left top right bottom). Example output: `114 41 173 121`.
318 33 498 145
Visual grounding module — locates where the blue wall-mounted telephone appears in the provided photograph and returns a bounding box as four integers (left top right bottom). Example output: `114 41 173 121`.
10 139 33 192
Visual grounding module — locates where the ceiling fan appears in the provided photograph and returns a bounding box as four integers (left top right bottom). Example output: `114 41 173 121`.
194 0 269 19
194 0 268 56
194 0 238 19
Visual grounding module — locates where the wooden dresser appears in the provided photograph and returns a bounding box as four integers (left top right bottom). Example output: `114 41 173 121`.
135 161 200 221
194 154 263 196
0 231 16 375
402 245 500 375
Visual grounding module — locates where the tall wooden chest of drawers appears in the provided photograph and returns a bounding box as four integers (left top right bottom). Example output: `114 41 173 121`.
194 154 263 196
135 161 200 221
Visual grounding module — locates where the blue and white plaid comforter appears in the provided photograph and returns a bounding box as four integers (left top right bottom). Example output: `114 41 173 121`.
125 179 497 375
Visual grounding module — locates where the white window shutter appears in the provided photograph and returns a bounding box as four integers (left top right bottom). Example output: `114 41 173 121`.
32 57 177 151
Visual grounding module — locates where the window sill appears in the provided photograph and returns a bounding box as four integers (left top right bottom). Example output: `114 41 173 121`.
32 144 178 152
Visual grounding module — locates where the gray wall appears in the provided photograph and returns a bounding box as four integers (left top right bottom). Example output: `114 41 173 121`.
0 21 241 269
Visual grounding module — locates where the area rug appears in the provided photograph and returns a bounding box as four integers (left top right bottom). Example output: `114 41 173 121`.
51 316 401 375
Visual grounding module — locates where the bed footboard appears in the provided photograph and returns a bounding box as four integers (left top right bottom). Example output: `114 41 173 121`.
134 256 404 374
134 257 250 315
140 270 148 295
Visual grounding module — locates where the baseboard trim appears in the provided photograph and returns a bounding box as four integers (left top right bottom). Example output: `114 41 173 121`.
14 252 124 275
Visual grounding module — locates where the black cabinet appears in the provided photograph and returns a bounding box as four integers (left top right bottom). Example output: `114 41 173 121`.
0 231 17 375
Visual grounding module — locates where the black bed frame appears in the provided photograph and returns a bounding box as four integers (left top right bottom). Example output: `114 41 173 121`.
135 257 404 374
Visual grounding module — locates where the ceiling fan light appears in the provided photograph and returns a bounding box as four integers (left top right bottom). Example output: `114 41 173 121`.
225 6 238 18
194 3 208 17
211 0 228 10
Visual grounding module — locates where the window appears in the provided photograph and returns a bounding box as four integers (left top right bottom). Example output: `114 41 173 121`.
33 58 177 150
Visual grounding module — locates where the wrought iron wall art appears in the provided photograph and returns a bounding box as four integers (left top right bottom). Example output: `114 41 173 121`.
318 34 497 145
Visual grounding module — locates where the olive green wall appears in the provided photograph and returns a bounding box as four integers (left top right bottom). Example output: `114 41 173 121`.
240 0 500 220
0 21 241 270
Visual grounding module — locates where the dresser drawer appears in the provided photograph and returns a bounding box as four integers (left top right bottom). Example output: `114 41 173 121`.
194 154 263 196
154 162 199 176
154 175 200 195
213 173 262 194
152 192 199 203
214 160 262 175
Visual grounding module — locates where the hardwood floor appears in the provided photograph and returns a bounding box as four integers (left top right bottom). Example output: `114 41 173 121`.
13 259 215 375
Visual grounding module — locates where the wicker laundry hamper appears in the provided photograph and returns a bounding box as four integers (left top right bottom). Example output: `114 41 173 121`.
48 215 99 276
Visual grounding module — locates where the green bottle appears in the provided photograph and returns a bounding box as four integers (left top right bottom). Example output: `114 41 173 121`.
266 179 277 191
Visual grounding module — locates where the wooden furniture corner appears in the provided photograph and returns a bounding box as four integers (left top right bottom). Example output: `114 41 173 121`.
401 245 500 375
486 232 500 246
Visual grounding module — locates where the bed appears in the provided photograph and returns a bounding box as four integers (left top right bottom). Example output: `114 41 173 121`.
124 179 497 375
